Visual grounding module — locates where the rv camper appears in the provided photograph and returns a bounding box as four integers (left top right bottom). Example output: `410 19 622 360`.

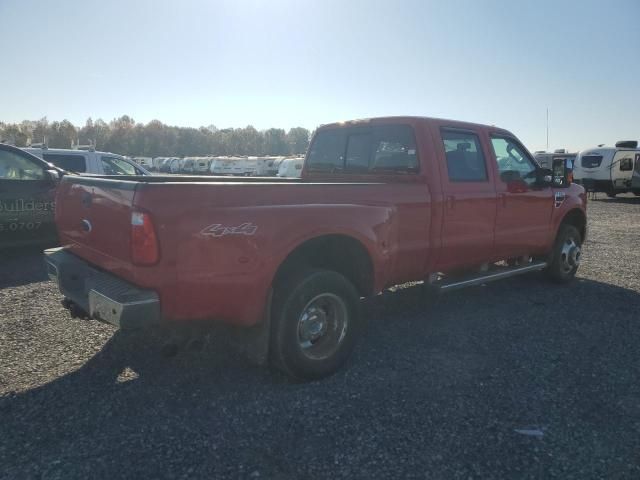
277 157 304 178
574 141 640 196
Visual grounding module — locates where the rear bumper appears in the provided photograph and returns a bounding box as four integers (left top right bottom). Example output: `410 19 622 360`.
44 247 161 330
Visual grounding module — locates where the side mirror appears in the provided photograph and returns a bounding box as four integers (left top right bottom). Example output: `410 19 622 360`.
46 169 60 183
552 158 572 188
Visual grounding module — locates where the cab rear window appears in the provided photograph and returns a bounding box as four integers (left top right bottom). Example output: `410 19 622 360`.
43 154 87 172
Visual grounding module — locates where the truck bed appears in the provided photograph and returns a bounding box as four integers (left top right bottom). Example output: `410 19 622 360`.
54 173 431 325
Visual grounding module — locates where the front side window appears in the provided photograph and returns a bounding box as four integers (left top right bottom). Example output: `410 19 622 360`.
43 153 86 173
101 156 138 175
0 150 45 180
441 130 488 182
491 136 537 186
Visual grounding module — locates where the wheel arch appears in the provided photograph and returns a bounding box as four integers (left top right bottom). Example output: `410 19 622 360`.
272 234 376 298
559 208 587 242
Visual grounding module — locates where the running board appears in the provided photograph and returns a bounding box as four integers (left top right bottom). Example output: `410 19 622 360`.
434 262 547 293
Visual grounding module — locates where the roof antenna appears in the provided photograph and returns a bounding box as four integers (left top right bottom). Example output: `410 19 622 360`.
546 108 549 151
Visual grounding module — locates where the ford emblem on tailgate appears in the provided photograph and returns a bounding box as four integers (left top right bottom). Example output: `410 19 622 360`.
81 219 92 233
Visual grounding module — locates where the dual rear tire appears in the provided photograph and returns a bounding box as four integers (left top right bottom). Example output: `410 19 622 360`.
269 269 362 381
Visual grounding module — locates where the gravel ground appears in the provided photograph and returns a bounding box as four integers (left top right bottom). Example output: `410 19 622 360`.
1 195 639 479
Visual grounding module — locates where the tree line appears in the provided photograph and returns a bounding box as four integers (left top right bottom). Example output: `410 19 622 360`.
0 116 311 157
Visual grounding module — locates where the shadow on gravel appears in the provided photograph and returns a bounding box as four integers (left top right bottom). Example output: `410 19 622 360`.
1 274 640 478
589 195 640 204
0 247 49 288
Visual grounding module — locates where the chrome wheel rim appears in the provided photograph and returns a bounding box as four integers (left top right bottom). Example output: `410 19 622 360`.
297 293 348 361
560 236 581 274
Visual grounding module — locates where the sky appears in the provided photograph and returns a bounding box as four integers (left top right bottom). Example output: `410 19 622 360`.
0 0 638 151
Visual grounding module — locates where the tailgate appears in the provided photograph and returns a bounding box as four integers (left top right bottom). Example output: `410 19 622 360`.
56 176 137 263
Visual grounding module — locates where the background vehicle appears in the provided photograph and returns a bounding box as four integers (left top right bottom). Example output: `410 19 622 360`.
0 143 62 248
152 157 169 171
158 157 182 174
534 149 577 170
46 116 586 380
133 157 153 169
573 141 640 196
24 147 151 176
182 158 196 174
194 157 212 174
277 157 304 177
633 153 640 194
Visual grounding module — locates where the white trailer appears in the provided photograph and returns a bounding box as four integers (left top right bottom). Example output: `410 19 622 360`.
194 157 212 174
210 157 234 175
632 152 640 194
574 141 640 196
277 157 304 178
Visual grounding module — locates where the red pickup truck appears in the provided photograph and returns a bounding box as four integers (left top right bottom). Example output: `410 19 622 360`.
45 116 587 379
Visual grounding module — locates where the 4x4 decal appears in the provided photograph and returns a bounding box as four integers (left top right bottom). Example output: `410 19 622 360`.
201 223 258 237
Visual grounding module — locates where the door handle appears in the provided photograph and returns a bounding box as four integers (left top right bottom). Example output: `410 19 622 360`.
500 193 507 207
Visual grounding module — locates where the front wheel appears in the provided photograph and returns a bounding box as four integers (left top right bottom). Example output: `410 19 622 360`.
270 269 361 380
545 224 582 283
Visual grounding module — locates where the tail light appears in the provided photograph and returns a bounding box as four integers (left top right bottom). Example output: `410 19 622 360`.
131 211 159 266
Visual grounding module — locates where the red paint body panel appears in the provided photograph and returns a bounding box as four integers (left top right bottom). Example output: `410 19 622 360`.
55 116 587 327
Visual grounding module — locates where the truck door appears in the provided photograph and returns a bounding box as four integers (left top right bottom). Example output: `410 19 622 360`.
0 145 57 247
435 128 497 271
489 135 553 258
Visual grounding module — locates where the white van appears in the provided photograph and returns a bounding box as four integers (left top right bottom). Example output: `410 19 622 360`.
24 147 151 175
277 157 304 178
574 141 640 196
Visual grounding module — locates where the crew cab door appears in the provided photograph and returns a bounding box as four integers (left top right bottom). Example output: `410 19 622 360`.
0 145 58 247
435 128 497 271
489 135 553 258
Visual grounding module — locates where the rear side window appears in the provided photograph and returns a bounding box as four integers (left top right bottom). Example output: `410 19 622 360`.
308 124 418 173
370 125 418 172
43 153 87 172
441 130 488 182
581 155 602 168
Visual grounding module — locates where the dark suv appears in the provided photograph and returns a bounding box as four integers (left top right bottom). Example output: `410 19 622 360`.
0 143 62 248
